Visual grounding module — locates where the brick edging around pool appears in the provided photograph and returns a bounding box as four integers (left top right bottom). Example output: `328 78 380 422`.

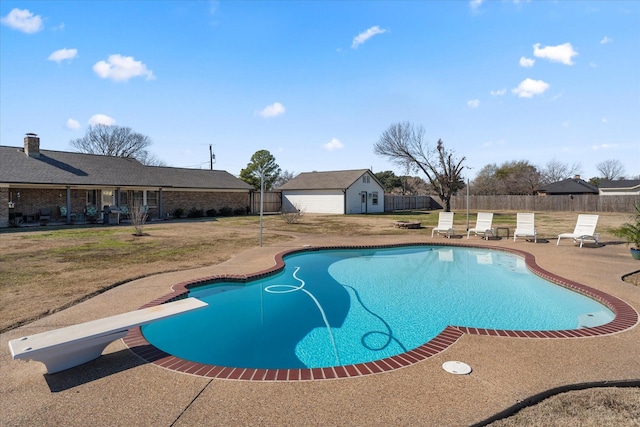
122 243 639 381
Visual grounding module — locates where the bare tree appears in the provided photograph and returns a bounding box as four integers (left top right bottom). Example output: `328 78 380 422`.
129 199 149 236
495 160 541 194
540 159 582 184
70 124 155 163
471 164 499 195
137 150 167 166
273 170 295 189
374 122 465 211
597 159 625 180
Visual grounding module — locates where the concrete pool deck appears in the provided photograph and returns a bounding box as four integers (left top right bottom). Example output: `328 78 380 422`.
1 232 639 426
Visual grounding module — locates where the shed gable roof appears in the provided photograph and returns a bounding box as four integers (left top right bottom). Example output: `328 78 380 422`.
277 169 379 190
0 145 252 190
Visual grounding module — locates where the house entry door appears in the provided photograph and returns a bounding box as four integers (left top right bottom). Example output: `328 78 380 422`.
101 190 114 209
360 192 367 213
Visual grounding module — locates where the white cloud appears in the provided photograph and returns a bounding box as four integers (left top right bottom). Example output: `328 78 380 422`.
533 42 578 65
66 119 81 130
48 48 78 63
209 0 219 15
467 99 480 109
1 8 43 33
470 0 483 11
490 88 507 96
92 54 155 82
258 102 285 118
88 114 116 126
323 137 344 152
351 26 387 49
601 117 608 123
592 143 618 150
519 56 535 67
600 36 612 45
511 78 550 98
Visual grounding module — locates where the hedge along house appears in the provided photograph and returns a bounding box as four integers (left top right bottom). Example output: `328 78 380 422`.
0 133 253 227
278 169 385 214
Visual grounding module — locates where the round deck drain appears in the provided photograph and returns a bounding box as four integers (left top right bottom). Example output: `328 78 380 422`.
442 361 472 375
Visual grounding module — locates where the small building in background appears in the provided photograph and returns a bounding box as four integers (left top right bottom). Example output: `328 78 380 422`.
278 169 385 214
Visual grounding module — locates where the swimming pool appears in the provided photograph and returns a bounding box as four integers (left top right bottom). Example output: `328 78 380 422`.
140 245 616 371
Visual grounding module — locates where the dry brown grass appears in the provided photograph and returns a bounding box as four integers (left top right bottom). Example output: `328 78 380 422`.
486 386 640 426
1 210 636 333
1 211 638 425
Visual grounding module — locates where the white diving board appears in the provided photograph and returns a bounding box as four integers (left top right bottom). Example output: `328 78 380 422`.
8 297 207 374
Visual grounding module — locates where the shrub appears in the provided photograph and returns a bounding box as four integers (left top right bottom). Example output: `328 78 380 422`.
172 208 185 218
187 207 205 218
281 203 304 224
219 206 233 216
206 208 217 217
233 207 246 216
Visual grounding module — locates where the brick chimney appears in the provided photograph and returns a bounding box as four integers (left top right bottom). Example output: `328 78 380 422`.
24 133 40 158
573 174 581 180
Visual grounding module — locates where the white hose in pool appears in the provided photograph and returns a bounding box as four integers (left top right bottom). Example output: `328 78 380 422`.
264 267 341 366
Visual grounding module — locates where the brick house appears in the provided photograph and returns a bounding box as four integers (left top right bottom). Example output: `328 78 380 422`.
0 134 252 227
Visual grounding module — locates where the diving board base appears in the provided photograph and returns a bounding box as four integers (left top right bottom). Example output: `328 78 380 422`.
9 297 207 374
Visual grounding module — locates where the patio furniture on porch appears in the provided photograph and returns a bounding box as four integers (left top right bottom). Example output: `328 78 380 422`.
59 206 76 223
38 208 51 225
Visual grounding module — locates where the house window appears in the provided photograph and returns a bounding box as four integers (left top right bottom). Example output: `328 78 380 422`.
362 175 370 184
86 190 98 207
146 191 158 207
119 191 129 207
372 191 378 205
133 190 157 208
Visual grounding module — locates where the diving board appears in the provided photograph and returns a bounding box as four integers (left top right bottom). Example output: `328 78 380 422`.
9 297 207 374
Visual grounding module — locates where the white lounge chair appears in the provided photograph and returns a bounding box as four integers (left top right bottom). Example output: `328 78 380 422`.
431 212 455 238
557 214 600 248
513 212 537 243
467 212 494 240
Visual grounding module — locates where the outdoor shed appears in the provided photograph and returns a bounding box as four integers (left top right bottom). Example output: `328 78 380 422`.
278 169 384 214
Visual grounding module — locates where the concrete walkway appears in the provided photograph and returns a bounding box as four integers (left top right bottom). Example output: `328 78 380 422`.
1 232 639 426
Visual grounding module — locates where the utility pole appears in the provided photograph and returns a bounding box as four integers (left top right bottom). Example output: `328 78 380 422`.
209 144 216 170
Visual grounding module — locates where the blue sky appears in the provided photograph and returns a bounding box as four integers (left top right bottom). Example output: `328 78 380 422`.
1 1 639 181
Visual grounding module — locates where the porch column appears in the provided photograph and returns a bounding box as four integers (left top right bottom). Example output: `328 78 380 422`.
66 187 72 223
158 188 163 219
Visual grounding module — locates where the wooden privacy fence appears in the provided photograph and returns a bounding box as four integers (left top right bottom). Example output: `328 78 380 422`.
448 195 639 213
249 191 282 213
384 195 440 212
249 192 637 214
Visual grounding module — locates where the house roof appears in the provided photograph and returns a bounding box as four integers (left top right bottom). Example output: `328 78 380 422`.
598 179 640 190
0 145 252 190
537 177 599 195
277 169 380 190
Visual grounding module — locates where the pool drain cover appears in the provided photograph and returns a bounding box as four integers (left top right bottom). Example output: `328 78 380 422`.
442 361 472 375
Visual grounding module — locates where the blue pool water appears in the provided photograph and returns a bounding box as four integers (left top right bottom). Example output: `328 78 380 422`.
141 246 614 369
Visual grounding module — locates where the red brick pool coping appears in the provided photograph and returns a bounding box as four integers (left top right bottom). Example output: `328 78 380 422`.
123 243 638 381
